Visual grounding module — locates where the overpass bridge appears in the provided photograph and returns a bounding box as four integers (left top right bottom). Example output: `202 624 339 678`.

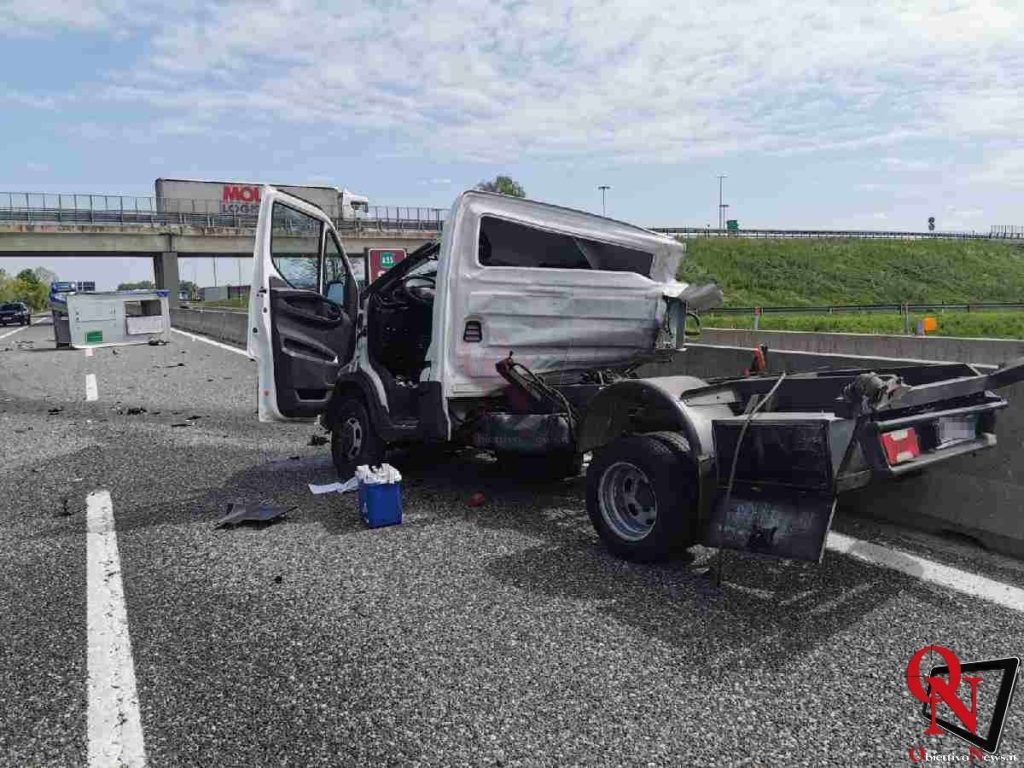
0 192 444 296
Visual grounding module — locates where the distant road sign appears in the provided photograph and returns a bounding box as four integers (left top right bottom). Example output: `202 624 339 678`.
367 248 407 282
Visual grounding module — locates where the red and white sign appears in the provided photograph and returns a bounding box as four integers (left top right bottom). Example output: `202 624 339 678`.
367 248 407 282
221 185 261 215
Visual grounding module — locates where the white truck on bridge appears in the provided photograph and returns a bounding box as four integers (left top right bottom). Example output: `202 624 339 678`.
154 178 369 221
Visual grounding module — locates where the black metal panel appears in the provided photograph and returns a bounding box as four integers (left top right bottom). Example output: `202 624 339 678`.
704 488 837 563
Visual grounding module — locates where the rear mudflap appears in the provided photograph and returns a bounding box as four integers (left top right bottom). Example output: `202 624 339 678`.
704 488 837 563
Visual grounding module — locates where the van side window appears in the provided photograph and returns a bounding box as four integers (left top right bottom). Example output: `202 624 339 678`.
270 202 321 291
478 216 653 276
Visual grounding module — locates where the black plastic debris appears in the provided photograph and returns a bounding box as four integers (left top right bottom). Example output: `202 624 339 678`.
215 503 290 529
47 406 63 415
308 434 328 446
147 339 168 346
126 406 147 415
170 422 192 428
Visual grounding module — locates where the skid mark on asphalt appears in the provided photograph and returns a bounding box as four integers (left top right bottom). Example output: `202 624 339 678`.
86 490 147 768
171 327 250 357
827 532 1024 612
85 373 98 401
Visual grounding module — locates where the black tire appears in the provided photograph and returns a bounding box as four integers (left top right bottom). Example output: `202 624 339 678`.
330 397 385 479
496 450 583 482
586 433 698 562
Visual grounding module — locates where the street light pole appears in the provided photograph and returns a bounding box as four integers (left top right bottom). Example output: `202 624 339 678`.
717 174 727 230
598 185 611 217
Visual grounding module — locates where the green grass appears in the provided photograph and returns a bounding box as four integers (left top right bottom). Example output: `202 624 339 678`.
678 237 1024 307
702 311 1024 339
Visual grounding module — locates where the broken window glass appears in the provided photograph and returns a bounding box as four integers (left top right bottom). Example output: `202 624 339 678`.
477 216 654 276
271 202 322 291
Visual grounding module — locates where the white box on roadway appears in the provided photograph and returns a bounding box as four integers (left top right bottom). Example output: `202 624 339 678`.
66 290 171 348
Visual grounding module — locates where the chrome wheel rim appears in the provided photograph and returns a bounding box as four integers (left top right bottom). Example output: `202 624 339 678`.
597 461 657 542
339 416 364 460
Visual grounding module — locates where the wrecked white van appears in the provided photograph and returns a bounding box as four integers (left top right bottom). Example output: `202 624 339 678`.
248 187 1024 564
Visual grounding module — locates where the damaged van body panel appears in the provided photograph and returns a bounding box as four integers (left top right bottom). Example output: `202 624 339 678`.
428 191 694 409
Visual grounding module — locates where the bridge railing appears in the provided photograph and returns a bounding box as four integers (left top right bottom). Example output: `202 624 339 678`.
0 191 448 232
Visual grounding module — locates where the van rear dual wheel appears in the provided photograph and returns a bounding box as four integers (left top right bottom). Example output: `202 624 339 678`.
330 397 385 479
586 433 698 562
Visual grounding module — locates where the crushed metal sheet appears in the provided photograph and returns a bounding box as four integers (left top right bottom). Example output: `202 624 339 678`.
215 503 290 529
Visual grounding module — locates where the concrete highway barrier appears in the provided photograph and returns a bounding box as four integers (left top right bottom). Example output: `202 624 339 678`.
170 306 247 347
169 307 1024 559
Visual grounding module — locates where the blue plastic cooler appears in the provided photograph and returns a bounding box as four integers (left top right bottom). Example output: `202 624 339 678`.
358 479 403 528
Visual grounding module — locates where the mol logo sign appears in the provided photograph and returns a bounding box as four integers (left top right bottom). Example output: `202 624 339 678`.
221 185 261 215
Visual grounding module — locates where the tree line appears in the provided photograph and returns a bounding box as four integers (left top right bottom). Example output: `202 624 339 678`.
0 267 55 310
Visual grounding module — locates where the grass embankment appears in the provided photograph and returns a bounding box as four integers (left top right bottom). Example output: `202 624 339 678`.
679 238 1024 338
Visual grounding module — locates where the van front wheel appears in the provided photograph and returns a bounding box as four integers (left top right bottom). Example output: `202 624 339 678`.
330 397 385 479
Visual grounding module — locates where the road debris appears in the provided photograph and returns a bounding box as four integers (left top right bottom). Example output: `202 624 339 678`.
215 502 290 529
468 492 487 508
308 433 328 446
309 477 359 495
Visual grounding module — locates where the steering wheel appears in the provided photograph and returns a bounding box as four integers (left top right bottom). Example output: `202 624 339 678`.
398 274 436 305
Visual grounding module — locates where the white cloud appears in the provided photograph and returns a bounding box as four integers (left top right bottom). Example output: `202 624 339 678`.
970 149 1024 188
6 0 1024 165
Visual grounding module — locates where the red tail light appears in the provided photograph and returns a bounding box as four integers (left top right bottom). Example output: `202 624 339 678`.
881 428 921 465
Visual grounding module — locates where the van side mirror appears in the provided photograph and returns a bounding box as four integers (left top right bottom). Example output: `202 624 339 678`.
325 280 346 305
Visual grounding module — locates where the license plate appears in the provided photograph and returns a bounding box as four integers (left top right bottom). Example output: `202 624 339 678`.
881 428 921 465
937 414 978 445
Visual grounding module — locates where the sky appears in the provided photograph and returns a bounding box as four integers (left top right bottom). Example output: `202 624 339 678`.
1 0 1023 289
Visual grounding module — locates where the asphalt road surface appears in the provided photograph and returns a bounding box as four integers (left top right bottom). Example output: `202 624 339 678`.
2 320 1024 767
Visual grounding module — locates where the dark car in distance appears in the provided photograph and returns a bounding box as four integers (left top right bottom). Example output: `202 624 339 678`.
0 302 31 326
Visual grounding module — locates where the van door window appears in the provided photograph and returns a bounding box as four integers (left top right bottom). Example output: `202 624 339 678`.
477 216 653 276
270 202 322 291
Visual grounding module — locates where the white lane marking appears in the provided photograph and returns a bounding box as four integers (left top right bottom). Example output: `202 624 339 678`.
827 531 1024 613
171 327 250 357
0 325 28 340
85 347 94 357
86 490 147 768
85 373 98 401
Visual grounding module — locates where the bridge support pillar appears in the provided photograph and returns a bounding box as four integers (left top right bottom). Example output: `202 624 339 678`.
153 251 179 299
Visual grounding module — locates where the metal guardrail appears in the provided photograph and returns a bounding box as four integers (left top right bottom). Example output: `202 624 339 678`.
0 191 447 232
706 302 1024 316
653 227 1024 241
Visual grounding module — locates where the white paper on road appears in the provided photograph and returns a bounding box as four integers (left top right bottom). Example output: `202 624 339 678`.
355 463 402 484
308 477 360 495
